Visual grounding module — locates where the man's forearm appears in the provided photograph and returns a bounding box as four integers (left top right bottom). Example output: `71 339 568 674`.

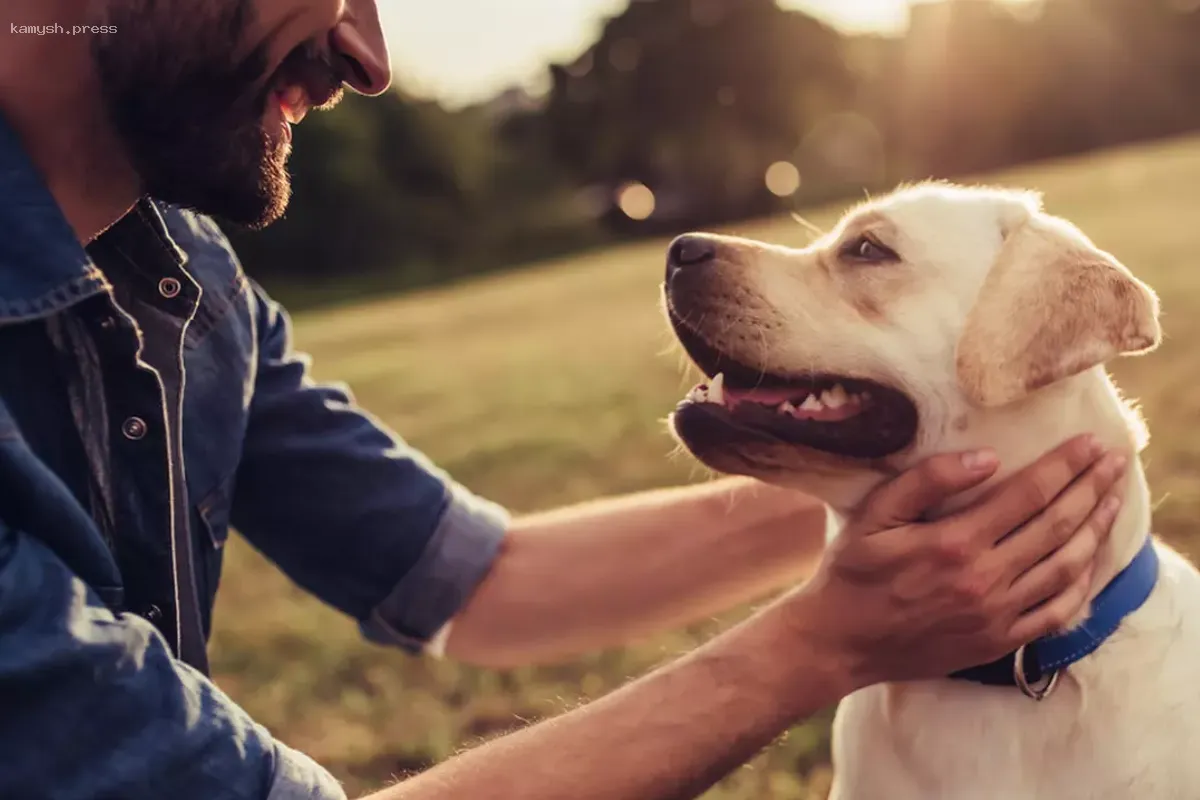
446 478 829 667
373 591 851 800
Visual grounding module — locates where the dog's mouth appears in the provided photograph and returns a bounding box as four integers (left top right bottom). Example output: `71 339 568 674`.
669 311 919 460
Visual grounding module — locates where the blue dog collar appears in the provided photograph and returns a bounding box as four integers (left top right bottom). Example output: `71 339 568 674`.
951 537 1159 699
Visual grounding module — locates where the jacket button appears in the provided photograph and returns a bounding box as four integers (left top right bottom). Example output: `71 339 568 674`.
121 417 148 440
143 605 163 623
158 277 182 299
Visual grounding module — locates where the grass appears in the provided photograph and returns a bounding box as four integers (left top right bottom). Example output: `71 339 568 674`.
210 134 1200 798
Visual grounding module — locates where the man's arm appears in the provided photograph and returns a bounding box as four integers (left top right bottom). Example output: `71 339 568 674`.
371 438 1126 800
445 478 829 667
389 594 847 800
231 280 817 664
229 284 510 656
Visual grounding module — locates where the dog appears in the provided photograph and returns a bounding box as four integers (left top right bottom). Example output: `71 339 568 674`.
662 182 1200 798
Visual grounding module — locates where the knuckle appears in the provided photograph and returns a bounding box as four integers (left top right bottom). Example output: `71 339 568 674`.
1056 559 1082 587
953 572 992 605
1048 511 1079 545
1018 478 1055 511
936 531 973 565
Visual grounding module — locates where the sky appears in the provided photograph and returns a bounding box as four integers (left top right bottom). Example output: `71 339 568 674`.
380 0 913 107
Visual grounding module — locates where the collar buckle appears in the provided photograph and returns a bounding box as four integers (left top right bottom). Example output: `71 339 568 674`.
1013 643 1059 701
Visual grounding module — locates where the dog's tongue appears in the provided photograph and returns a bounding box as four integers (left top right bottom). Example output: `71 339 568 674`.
723 386 798 407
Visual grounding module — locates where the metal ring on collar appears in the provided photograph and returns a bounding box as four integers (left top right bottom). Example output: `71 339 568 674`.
1013 644 1060 701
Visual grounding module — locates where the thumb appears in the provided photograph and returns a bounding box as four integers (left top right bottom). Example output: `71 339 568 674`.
853 449 1000 534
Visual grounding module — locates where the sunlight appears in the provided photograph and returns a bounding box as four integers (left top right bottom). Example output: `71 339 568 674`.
992 0 1047 22
384 1 914 107
781 0 910 35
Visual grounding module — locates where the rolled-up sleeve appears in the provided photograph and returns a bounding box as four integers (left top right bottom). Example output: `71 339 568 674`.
230 283 508 654
0 520 345 800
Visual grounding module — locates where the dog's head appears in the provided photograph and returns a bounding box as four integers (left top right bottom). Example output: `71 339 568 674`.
664 182 1161 511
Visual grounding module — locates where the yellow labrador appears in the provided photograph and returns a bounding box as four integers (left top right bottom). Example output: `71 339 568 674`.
662 183 1200 798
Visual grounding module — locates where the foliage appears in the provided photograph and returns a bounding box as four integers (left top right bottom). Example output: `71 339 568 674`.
227 0 1200 308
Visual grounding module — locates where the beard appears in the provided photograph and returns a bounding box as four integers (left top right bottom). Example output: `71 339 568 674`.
91 0 341 229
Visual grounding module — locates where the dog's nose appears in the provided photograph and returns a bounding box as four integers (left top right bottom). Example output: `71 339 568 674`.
667 234 718 276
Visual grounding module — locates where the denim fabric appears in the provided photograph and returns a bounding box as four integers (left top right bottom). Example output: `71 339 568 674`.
0 109 508 799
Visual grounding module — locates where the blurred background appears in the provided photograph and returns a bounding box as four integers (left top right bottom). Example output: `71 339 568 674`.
211 1 1200 797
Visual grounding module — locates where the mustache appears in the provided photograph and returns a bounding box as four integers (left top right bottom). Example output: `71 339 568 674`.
272 40 347 109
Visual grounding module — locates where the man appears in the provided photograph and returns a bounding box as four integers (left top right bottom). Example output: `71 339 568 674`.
0 2 1126 798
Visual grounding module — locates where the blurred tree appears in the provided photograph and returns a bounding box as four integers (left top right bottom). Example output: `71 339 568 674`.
538 0 854 230
220 0 1200 308
226 91 600 295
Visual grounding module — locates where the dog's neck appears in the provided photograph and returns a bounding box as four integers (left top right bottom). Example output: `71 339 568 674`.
931 369 1151 609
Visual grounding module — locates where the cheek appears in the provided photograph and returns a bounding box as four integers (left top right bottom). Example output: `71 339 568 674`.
839 267 929 326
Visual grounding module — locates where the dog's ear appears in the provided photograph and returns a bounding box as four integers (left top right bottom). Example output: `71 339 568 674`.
956 213 1161 408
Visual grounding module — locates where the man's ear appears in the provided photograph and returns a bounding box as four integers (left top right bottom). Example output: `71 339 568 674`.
956 215 1161 408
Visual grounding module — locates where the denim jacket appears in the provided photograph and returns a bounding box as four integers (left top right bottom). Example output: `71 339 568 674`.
0 113 508 799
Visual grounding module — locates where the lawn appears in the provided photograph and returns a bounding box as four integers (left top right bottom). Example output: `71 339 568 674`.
210 134 1200 798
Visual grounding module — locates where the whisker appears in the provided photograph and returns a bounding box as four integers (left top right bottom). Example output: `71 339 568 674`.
790 212 825 240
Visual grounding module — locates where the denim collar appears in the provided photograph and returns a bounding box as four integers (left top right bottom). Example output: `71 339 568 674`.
0 111 187 322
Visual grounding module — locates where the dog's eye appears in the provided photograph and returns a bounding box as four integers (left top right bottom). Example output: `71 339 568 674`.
843 234 898 263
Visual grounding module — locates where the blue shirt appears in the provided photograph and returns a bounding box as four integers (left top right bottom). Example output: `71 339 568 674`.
0 113 509 799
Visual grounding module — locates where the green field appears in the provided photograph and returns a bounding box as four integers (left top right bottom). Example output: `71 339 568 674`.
210 135 1200 799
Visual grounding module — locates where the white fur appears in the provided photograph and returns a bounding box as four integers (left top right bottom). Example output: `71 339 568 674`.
669 183 1200 797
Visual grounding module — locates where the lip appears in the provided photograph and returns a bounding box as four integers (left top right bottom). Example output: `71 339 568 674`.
666 309 919 460
276 84 310 125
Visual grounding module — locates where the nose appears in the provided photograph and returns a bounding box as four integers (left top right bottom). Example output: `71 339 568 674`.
666 234 719 278
332 1 392 95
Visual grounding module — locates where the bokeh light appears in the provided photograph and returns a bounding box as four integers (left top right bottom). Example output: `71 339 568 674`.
617 182 656 220
765 162 802 197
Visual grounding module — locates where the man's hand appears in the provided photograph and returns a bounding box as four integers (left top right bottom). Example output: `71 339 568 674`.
794 434 1126 690
375 436 1126 800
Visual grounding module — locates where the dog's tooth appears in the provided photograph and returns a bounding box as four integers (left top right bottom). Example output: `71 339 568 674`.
709 373 725 405
779 401 796 414
822 385 849 409
800 394 824 412
687 385 706 403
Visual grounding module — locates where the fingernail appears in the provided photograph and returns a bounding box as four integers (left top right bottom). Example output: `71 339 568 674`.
962 449 998 471
1087 435 1105 458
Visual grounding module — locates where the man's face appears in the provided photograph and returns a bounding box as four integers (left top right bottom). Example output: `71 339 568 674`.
91 0 390 229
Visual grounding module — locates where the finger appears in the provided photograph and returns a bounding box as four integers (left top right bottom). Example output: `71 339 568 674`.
853 449 999 534
1004 487 1120 613
991 453 1126 580
1006 563 1095 646
955 435 1107 546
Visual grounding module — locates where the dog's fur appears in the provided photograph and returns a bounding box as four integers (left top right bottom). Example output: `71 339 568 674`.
664 183 1200 798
